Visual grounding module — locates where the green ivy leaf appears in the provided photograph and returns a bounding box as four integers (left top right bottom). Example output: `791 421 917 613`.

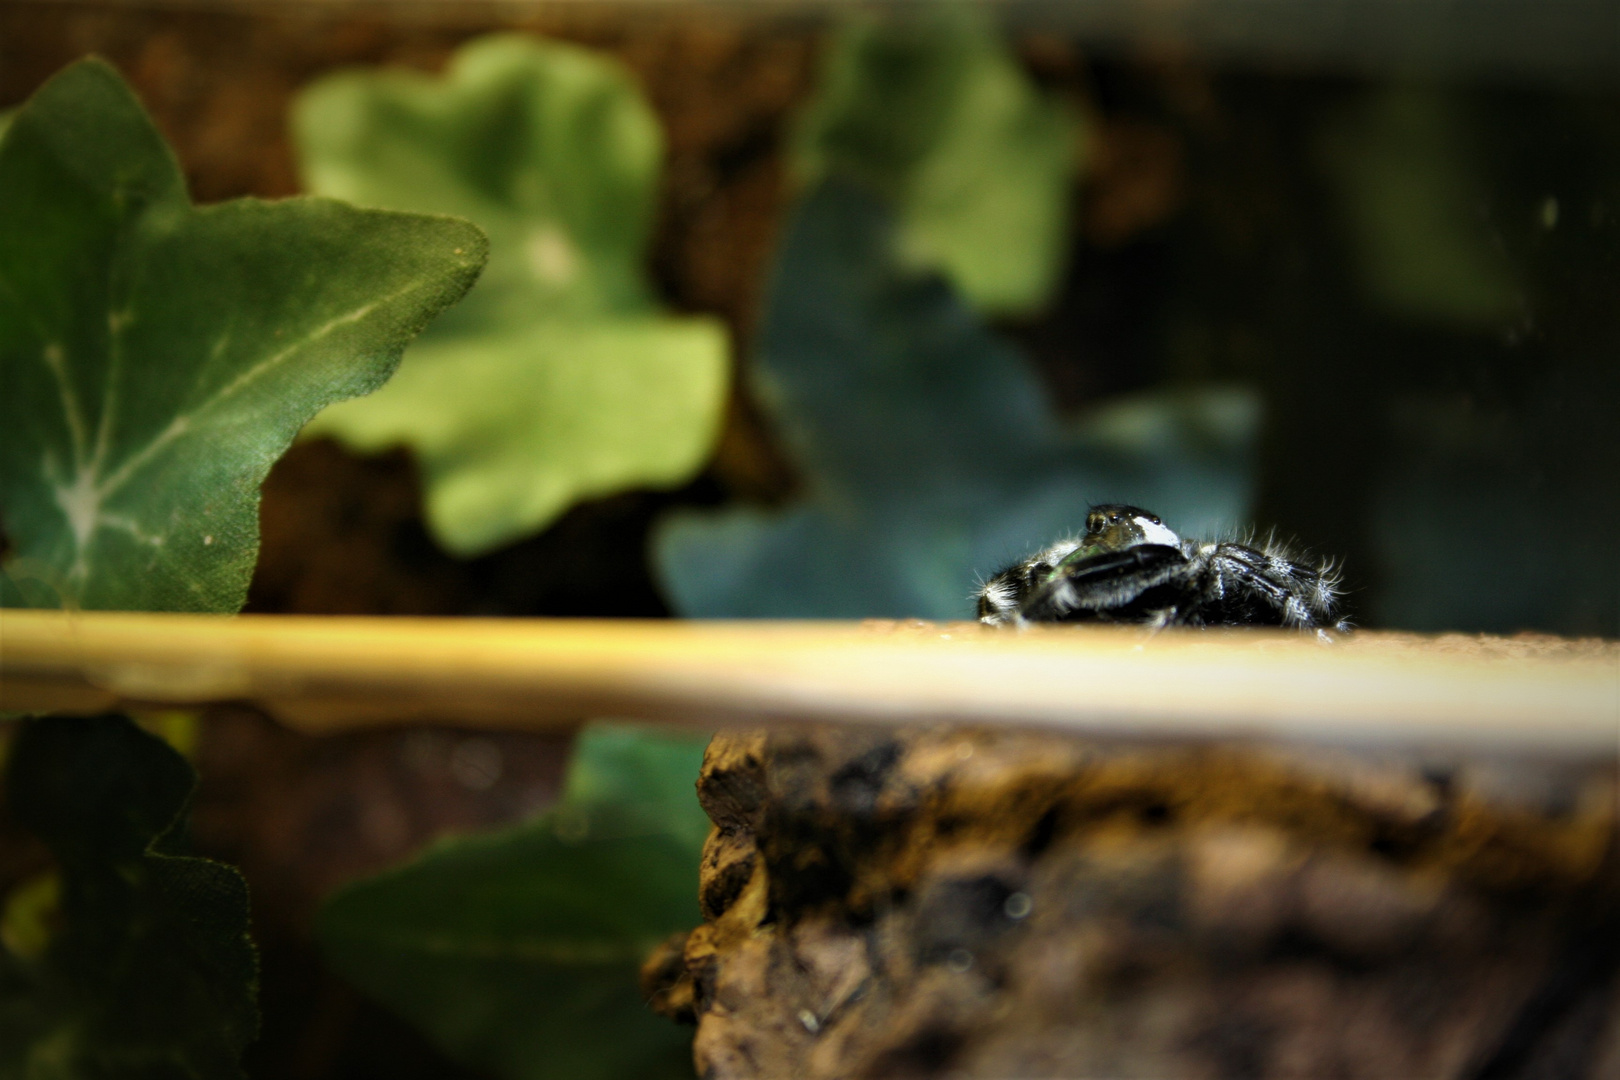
794 8 1082 316
294 35 729 556
556 724 713 851
654 181 1257 619
0 714 257 1078
319 723 709 1080
0 59 488 613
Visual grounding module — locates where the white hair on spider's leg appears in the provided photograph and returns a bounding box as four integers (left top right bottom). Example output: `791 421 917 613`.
976 577 1016 612
1312 557 1343 609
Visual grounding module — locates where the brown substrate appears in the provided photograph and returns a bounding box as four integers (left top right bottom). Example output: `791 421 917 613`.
647 726 1620 1079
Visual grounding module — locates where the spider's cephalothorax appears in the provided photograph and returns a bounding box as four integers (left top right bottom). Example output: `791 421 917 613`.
975 505 1348 632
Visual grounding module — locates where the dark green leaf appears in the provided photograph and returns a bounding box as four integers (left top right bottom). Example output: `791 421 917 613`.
0 714 257 1079
0 59 488 612
294 35 728 555
654 181 1257 618
558 723 712 850
319 723 709 1080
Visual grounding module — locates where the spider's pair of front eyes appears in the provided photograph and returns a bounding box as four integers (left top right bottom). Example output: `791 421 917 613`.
1084 509 1163 534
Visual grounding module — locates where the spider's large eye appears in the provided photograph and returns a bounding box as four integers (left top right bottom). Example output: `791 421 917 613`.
1086 513 1103 532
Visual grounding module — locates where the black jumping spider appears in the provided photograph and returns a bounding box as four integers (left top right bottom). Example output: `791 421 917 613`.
975 505 1348 632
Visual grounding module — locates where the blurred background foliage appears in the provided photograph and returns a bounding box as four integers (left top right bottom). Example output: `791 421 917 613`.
1 1 1617 1077
0 716 257 1078
791 6 1082 317
317 724 709 1080
654 176 1257 617
655 6 1257 619
293 35 728 557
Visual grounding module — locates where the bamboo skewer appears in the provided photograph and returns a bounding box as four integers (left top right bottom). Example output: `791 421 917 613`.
1 610 1616 757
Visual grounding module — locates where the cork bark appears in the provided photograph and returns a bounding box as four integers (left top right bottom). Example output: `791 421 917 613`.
645 726 1619 1079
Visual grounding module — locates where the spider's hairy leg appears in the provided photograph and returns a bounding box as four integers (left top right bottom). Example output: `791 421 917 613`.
1020 544 1188 622
1210 543 1311 626
1206 540 1346 629
1309 554 1347 618
974 566 1025 625
1142 605 1184 633
1263 539 1348 629
975 537 1087 625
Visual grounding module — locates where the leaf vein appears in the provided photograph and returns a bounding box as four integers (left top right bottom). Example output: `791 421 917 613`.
344 931 658 965
93 281 423 500
41 341 90 469
92 302 132 474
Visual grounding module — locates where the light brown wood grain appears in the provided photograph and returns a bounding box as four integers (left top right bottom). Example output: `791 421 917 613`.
1 610 1615 756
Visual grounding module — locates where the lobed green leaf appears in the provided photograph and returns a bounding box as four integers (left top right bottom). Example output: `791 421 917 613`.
319 723 710 1080
0 59 488 612
794 8 1083 316
295 35 728 556
0 714 257 1079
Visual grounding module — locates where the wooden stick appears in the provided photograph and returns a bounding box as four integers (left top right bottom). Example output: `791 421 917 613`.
1 610 1615 756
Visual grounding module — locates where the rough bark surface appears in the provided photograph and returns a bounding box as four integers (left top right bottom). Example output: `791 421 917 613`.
644 726 1620 1079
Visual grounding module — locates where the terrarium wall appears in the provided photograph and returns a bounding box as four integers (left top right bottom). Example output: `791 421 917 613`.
2 3 1617 1078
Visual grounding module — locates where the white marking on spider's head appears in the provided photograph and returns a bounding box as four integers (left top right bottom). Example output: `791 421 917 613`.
1135 517 1180 547
1084 506 1182 551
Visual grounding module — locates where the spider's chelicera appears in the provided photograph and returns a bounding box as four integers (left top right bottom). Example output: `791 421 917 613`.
975 505 1348 632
